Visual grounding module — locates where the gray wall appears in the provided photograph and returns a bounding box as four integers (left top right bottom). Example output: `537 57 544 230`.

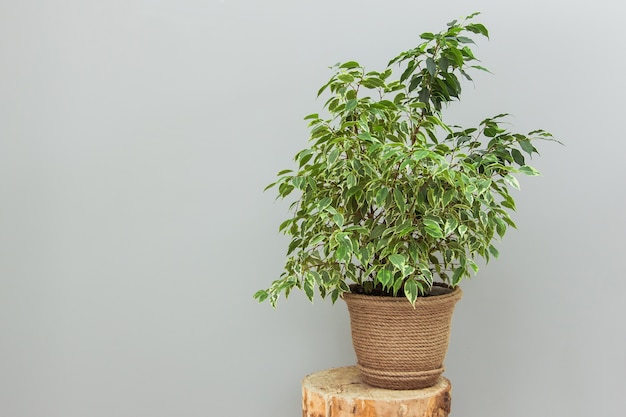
1 1 624 416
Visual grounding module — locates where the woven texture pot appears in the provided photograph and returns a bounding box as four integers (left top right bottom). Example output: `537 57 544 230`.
342 284 462 390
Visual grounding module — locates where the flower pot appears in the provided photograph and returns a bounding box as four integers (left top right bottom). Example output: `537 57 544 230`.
342 284 462 390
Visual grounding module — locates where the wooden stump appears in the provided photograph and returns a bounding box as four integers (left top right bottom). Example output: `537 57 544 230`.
302 366 451 417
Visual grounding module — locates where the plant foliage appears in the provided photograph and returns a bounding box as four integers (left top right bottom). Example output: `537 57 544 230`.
255 13 558 307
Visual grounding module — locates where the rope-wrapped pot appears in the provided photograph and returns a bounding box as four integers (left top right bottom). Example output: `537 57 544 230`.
342 284 462 390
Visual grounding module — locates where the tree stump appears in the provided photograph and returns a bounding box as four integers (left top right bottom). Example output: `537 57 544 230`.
302 366 451 417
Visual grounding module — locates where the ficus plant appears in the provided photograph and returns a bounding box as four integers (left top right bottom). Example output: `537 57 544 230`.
255 13 558 308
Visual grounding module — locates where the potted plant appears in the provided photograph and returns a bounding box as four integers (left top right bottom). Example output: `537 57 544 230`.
255 13 558 389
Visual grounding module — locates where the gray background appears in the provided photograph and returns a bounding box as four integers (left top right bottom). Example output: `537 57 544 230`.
1 1 625 416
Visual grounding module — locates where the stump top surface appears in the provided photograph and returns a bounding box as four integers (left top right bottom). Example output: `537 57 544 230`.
302 366 450 401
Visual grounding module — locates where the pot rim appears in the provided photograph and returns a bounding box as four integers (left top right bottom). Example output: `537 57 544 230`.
341 283 462 305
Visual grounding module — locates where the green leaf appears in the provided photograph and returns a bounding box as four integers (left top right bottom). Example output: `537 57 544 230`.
291 176 306 189
376 269 393 288
400 61 417 82
426 57 436 76
358 132 375 143
278 219 292 232
504 175 520 190
309 234 325 246
337 73 355 83
408 244 419 264
287 238 302 255
309 270 321 284
412 150 430 162
451 267 463 285
328 148 340 166
444 217 458 236
317 81 331 97
335 244 349 261
470 65 490 73
253 290 268 303
392 276 404 296
488 245 500 258
519 139 535 155
442 189 455 206
423 219 443 239
404 279 418 306
362 77 386 88
494 218 507 237
376 187 389 206
501 193 516 210
457 36 475 44
335 232 351 246
460 70 472 81
388 254 406 270
347 173 357 188
503 216 517 229
345 99 357 112
476 179 491 195
511 148 525 166
304 274 315 301
318 197 332 210
519 165 541 176
479 210 488 225
466 23 489 38
468 259 479 273
339 61 360 69
445 47 464 67
299 153 312 168
370 224 387 239
393 188 406 212
333 213 345 227
357 246 371 264
402 264 415 277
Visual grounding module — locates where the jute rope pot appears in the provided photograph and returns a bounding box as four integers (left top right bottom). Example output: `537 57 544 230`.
342 284 462 390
